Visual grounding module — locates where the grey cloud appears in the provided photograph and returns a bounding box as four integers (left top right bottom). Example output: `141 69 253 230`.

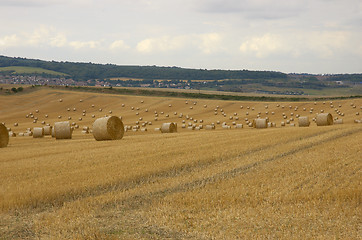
195 0 307 19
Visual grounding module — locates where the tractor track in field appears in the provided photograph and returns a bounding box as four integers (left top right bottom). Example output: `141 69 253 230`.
46 128 340 208
111 127 361 210
3 127 340 212
91 127 362 239
2 128 361 240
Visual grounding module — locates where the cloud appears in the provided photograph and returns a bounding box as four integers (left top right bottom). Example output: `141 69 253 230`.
0 0 63 7
306 31 349 58
198 33 223 54
239 34 283 57
195 0 306 19
136 33 224 54
109 40 130 50
0 34 19 48
25 25 67 47
69 41 100 49
136 35 188 53
239 31 354 59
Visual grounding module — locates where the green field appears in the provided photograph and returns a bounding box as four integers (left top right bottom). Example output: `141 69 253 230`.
0 66 67 76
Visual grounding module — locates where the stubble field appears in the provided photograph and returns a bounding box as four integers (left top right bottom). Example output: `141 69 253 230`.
0 88 361 239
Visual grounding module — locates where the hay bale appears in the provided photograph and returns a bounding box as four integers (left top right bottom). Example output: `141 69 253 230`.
334 119 343 124
298 116 310 127
154 128 161 131
92 116 124 141
253 119 268 129
160 123 177 133
43 126 53 135
205 125 215 130
54 121 72 139
33 127 44 138
236 124 243 129
25 131 33 137
316 113 333 126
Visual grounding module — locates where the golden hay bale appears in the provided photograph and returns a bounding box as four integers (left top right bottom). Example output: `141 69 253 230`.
160 123 177 133
334 119 343 124
316 113 333 126
298 116 310 127
92 116 124 141
205 125 215 130
33 127 44 138
0 123 9 148
43 126 53 135
253 119 268 129
236 124 243 129
54 121 72 139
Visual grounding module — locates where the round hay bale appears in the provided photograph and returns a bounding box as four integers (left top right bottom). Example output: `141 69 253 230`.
24 132 33 137
160 123 177 133
54 121 72 139
154 128 161 131
316 113 333 126
43 126 53 135
253 118 268 129
236 124 243 129
92 116 124 141
298 116 310 127
334 119 343 124
14 123 18 127
59 99 63 102
205 125 215 130
0 123 9 148
33 127 44 138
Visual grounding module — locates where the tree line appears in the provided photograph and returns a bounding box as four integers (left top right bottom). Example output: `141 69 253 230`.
0 55 287 81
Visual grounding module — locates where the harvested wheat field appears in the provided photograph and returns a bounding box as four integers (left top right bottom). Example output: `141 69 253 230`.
0 88 361 239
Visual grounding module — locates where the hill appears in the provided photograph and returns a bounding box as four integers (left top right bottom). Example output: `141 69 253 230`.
0 88 361 239
0 88 362 239
0 66 67 76
0 55 287 81
1 55 361 96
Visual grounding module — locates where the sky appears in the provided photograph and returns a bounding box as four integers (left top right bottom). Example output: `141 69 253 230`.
0 0 361 74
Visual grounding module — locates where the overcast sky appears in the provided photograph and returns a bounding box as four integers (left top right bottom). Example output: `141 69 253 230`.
0 0 361 74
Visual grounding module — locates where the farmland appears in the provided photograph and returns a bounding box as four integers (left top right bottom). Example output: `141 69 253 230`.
0 87 361 239
0 66 67 76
